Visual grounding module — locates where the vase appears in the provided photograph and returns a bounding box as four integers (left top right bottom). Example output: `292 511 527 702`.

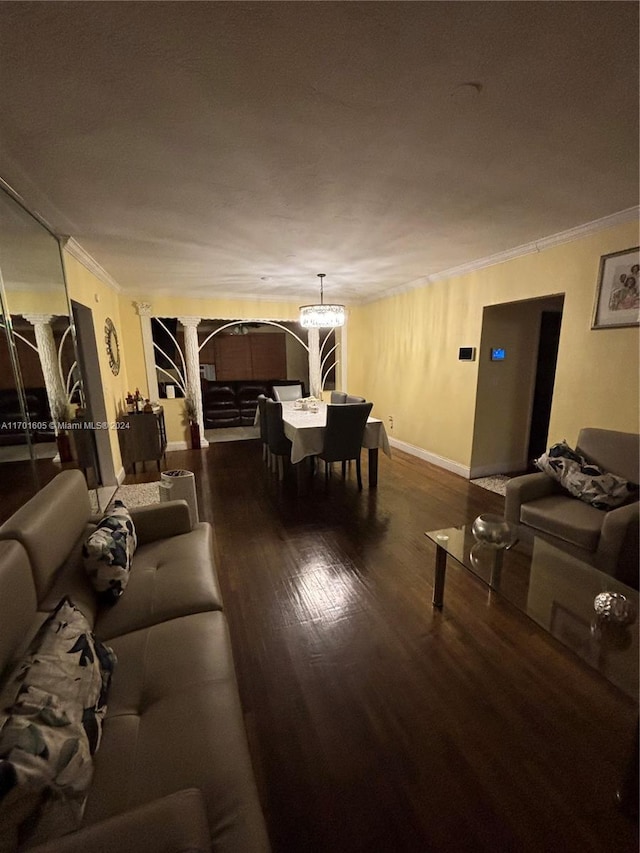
189 422 201 450
471 513 516 549
56 432 73 463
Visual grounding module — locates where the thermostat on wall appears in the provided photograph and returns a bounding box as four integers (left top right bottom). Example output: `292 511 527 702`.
491 347 506 361
458 347 476 361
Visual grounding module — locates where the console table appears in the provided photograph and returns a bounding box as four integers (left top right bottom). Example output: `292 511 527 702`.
118 407 167 473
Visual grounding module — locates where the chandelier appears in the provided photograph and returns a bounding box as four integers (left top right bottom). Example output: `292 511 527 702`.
299 273 345 328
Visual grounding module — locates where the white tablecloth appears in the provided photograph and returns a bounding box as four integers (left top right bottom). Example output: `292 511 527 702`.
281 401 391 465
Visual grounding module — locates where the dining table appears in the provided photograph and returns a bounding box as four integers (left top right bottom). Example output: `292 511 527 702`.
279 400 391 489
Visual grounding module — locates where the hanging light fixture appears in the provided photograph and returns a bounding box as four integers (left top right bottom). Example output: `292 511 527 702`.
299 273 345 328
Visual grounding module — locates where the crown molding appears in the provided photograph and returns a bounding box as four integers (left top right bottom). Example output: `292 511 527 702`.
360 206 640 305
62 237 123 293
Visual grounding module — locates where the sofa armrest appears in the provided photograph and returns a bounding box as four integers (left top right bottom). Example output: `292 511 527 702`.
504 473 560 525
597 501 640 587
130 500 192 544
25 789 210 853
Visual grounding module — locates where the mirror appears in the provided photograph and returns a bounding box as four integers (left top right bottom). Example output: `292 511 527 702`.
0 183 87 521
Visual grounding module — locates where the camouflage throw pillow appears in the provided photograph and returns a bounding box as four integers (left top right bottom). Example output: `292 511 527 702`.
536 441 638 510
83 500 137 604
0 598 116 848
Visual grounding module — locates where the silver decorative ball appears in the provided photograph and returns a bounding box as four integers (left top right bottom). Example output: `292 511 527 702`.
593 592 636 626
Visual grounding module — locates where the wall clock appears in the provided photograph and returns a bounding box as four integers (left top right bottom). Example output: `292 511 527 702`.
104 317 121 375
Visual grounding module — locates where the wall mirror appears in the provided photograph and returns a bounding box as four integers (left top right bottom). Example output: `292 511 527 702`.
0 183 88 521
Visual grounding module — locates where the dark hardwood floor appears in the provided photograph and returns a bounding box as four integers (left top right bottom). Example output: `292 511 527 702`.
3 441 638 851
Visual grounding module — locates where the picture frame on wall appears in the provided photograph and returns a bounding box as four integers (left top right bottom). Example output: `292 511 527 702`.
591 246 640 329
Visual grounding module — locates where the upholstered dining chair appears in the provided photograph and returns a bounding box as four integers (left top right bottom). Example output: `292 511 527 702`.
273 384 303 402
345 394 366 404
257 394 270 465
330 391 348 404
318 402 373 490
265 399 293 480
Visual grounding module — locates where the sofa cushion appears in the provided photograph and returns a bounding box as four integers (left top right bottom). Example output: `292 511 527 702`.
84 612 271 852
520 495 605 551
536 441 638 509
93 523 223 642
0 471 91 603
83 502 137 605
0 542 37 675
0 599 116 848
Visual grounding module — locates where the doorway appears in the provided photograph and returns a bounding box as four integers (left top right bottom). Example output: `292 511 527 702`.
527 309 563 466
470 294 564 478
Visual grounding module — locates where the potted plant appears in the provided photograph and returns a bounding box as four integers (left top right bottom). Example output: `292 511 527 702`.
184 393 201 450
51 396 72 463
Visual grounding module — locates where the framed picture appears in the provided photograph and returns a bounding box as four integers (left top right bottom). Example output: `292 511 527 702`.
591 246 640 329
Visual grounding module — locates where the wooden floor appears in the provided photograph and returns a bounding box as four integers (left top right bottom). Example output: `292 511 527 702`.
4 442 638 852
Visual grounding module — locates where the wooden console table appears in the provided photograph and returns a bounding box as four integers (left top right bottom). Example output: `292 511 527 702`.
118 407 167 473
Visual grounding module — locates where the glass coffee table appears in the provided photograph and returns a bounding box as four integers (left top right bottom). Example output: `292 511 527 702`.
425 523 638 700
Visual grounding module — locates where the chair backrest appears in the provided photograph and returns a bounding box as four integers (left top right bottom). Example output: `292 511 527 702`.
257 394 269 446
321 402 373 463
576 428 640 484
345 394 366 404
265 399 292 455
273 384 303 402
330 391 348 404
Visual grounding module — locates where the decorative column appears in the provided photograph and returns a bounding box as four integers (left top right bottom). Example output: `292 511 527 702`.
23 314 67 432
307 327 321 398
135 302 159 402
178 316 208 447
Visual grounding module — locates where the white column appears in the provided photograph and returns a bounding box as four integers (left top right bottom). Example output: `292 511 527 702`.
178 316 208 447
135 302 159 402
307 328 321 398
23 314 67 432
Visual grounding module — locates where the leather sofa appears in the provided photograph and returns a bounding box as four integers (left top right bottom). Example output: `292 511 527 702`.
505 428 639 588
0 470 270 852
0 387 53 445
201 380 305 429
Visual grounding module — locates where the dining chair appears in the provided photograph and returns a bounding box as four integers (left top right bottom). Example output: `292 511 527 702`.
265 399 293 480
330 391 348 404
273 384 303 402
257 394 270 465
318 402 373 490
345 394 366 404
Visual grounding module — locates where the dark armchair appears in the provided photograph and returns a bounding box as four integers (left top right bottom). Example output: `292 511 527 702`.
505 428 639 588
319 402 373 490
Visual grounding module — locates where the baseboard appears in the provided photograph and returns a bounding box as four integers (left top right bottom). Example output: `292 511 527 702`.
116 466 126 485
388 437 470 479
167 440 188 451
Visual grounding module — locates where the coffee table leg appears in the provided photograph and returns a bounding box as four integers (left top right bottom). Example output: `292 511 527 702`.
368 448 379 487
433 545 447 608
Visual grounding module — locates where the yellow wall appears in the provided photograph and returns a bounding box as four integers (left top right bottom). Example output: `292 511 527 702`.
348 221 639 473
63 252 130 473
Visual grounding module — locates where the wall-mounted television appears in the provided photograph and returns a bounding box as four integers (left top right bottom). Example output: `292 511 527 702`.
490 347 506 361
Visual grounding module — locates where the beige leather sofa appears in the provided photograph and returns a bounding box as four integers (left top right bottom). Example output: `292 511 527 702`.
0 470 270 852
505 428 639 588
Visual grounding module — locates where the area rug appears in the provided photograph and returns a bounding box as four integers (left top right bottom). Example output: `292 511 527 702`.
205 426 259 444
115 482 161 506
470 475 510 496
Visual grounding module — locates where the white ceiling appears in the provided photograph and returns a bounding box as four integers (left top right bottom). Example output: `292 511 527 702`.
0 2 638 304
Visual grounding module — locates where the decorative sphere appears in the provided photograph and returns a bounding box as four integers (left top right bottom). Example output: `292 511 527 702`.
593 592 636 625
471 514 516 549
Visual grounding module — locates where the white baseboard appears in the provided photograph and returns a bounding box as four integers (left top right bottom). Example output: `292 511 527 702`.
388 436 470 479
167 440 188 451
116 466 126 485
